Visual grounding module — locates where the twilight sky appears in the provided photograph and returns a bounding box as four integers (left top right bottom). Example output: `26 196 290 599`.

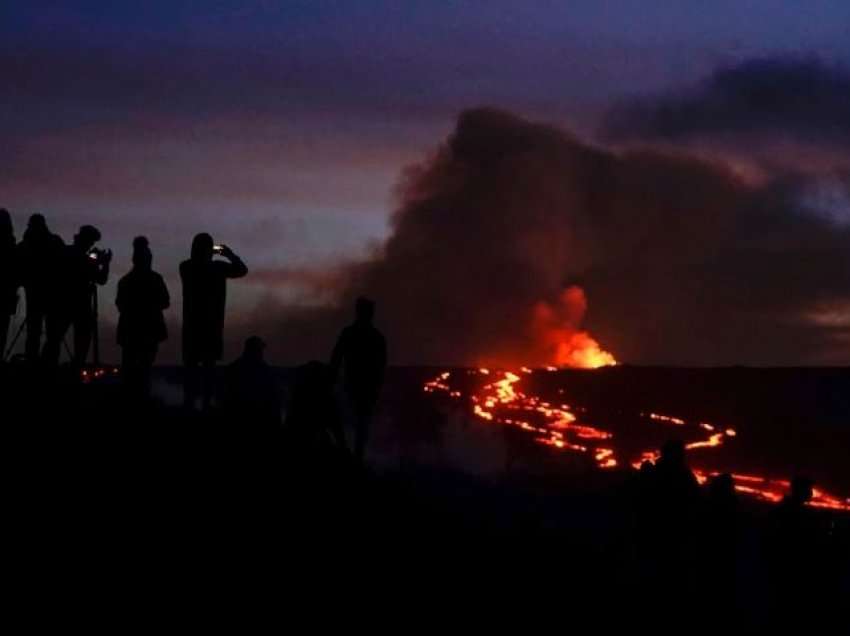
3 1 850 365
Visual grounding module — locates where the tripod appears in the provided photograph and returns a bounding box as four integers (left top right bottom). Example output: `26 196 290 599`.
4 317 27 360
91 284 100 367
3 316 73 362
3 294 75 363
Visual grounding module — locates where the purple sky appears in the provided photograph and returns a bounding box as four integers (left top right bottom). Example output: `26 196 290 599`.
3 2 850 364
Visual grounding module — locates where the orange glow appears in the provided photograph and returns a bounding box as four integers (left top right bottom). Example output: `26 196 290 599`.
433 368 615 468
631 451 661 470
531 287 617 369
553 332 618 369
423 371 451 394
595 447 617 469
649 413 686 426
422 368 850 511
691 471 848 510
686 433 724 450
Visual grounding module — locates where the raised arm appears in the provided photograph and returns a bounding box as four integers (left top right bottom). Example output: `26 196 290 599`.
218 245 248 278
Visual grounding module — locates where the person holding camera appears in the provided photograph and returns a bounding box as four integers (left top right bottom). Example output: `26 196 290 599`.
180 233 247 411
43 225 111 366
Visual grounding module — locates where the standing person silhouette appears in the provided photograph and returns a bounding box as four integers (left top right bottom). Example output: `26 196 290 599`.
116 237 170 403
330 297 387 463
0 209 17 358
15 214 64 360
180 233 247 412
42 225 111 366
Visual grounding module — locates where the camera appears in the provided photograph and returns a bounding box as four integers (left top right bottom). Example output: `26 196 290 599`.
87 247 110 264
213 244 225 254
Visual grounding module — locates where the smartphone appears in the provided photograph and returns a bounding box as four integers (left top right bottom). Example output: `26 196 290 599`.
213 244 224 254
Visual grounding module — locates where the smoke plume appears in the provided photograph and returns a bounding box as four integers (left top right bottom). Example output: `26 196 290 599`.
246 107 850 367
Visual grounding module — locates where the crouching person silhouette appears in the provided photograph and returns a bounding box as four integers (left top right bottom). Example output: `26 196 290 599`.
116 237 170 404
180 233 247 412
223 336 281 431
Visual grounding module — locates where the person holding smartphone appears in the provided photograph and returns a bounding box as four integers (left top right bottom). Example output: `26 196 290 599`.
179 233 247 412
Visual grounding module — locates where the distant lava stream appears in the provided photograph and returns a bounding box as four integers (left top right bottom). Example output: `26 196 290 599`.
423 368 850 512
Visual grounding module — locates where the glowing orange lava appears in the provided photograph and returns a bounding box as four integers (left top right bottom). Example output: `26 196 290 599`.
531 286 617 370
423 367 850 512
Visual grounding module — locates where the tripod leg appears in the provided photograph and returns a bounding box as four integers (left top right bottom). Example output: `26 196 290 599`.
4 319 26 361
92 286 100 367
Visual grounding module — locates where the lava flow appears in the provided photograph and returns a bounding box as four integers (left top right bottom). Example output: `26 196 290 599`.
423 368 850 512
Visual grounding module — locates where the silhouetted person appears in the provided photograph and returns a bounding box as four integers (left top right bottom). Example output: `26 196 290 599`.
16 214 64 360
42 225 111 365
223 336 281 430
0 209 17 358
699 473 739 609
631 459 657 551
331 297 386 463
704 473 737 539
653 438 700 504
772 476 816 553
767 476 823 626
633 440 699 615
180 234 247 411
116 237 170 403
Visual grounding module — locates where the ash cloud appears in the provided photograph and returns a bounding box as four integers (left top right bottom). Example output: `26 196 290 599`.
251 107 850 367
599 56 850 231
602 57 850 149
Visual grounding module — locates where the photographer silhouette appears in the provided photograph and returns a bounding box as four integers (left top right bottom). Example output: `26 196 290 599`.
180 233 247 411
42 225 111 366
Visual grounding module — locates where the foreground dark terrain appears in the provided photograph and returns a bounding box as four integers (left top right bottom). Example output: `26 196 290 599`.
3 362 848 627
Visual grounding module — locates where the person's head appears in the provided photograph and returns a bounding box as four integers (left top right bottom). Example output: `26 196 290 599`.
191 233 214 262
132 236 152 270
0 209 12 237
74 225 101 251
243 336 266 363
26 213 47 236
355 296 375 324
788 476 813 506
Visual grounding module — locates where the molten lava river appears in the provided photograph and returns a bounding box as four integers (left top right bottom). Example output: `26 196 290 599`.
423 367 850 512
